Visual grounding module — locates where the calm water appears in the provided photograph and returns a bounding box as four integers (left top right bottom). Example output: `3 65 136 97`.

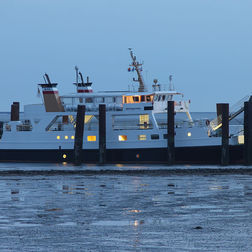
0 163 252 251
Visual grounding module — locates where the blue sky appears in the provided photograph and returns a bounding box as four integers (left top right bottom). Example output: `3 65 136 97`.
0 0 252 111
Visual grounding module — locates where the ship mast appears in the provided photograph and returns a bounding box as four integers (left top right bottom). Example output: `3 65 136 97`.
129 49 146 92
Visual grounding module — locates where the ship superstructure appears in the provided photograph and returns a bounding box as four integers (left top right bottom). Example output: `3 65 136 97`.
0 50 244 163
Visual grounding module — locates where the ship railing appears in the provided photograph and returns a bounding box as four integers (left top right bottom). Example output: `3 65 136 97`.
45 116 61 131
16 124 32 132
65 104 123 112
209 95 250 135
230 128 244 137
157 119 208 129
113 124 153 130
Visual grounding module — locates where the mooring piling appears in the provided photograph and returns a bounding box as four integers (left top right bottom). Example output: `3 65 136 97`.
244 96 252 165
219 103 229 166
99 104 106 164
167 101 175 165
74 105 85 165
10 102 19 121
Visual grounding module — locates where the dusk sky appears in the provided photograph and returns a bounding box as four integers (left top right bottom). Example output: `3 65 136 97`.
0 0 252 111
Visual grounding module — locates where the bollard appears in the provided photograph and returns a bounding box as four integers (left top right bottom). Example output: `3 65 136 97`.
219 103 229 166
167 101 175 165
74 105 85 165
244 96 252 165
99 104 106 164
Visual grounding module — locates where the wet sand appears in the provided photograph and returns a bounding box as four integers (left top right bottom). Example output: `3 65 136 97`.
0 163 252 251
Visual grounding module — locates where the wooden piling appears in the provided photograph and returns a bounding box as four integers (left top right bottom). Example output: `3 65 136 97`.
167 101 175 165
220 103 229 166
74 105 85 165
0 121 3 138
244 96 252 165
99 104 106 164
10 102 19 121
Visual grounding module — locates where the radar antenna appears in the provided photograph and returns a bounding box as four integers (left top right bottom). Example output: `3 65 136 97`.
129 49 146 92
169 75 174 91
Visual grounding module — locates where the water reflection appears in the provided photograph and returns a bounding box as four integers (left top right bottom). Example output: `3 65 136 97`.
0 173 251 251
11 189 19 201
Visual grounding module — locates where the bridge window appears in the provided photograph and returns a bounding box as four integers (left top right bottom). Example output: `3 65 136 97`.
146 96 152 102
123 95 141 104
133 96 139 102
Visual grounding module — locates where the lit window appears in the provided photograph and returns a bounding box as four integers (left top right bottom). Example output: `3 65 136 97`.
187 132 192 137
138 135 147 140
238 135 244 144
63 154 67 159
57 136 60 140
87 135 96 141
65 136 69 140
71 136 75 140
119 135 127 141
139 114 149 129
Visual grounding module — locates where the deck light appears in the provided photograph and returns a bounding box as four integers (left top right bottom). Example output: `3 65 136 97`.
133 220 139 227
71 136 75 140
57 136 60 140
187 132 192 137
65 136 68 140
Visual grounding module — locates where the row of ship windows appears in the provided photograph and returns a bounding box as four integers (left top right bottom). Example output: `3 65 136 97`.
57 132 192 142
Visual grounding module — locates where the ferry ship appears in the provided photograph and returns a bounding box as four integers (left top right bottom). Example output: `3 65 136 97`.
0 50 244 163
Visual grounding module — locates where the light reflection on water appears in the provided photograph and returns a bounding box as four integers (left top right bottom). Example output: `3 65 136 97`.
0 164 251 250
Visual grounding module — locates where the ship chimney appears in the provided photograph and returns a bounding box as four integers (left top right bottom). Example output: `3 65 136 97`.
73 66 93 93
38 73 64 112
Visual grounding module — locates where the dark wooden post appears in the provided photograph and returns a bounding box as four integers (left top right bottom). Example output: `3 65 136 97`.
74 105 85 165
99 104 106 164
244 97 252 165
220 103 229 166
0 121 3 139
167 101 175 165
10 102 20 121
